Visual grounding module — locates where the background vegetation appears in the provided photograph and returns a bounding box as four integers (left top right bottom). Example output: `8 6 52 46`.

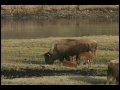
1 5 119 19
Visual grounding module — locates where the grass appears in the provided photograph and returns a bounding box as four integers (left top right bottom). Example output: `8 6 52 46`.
1 35 119 85
1 5 119 19
1 63 108 79
1 76 107 85
1 35 119 63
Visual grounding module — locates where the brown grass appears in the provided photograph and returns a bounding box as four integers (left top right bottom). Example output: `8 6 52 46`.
1 75 107 85
1 35 119 85
1 5 119 16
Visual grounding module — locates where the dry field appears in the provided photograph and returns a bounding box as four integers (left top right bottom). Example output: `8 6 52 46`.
1 35 119 85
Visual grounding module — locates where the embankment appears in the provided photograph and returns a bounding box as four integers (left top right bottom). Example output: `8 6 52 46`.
1 5 119 19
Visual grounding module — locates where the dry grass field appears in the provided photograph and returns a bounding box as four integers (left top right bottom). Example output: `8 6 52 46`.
1 35 119 85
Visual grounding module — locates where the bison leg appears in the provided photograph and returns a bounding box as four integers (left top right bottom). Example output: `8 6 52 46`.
106 71 118 84
107 76 117 85
116 76 119 84
107 75 113 84
111 77 117 84
91 50 96 64
87 60 91 68
76 55 80 65
70 56 74 62
59 57 65 65
93 50 96 64
65 56 71 61
59 56 71 65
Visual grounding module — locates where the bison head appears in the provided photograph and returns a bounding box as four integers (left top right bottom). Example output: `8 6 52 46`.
44 52 56 64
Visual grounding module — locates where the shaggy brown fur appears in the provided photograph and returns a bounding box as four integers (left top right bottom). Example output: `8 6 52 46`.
107 59 119 85
44 39 97 64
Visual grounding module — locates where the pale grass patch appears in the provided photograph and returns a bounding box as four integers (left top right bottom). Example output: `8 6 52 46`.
1 75 107 85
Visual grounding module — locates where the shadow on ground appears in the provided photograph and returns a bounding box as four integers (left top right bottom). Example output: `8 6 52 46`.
1 66 107 79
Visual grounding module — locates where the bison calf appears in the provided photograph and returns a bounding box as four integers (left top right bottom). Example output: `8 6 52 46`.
107 59 119 85
76 51 94 67
63 61 77 68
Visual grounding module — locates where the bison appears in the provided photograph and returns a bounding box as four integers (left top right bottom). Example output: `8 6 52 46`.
106 59 119 85
63 61 77 68
44 39 97 64
76 51 94 67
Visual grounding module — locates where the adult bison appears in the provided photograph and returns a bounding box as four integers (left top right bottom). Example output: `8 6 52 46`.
44 39 97 64
107 59 119 85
